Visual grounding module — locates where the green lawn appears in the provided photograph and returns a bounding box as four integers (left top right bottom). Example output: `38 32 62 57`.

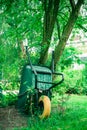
14 94 87 130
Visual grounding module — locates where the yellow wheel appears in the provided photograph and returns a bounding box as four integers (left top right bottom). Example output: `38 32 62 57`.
39 95 51 119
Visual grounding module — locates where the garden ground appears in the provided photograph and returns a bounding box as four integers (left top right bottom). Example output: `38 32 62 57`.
0 106 28 130
0 94 87 130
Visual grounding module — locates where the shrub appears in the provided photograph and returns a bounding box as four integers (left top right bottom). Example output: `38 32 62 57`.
54 65 87 95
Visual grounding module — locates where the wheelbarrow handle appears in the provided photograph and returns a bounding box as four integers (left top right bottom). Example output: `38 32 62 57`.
25 46 37 76
35 72 64 91
50 72 64 90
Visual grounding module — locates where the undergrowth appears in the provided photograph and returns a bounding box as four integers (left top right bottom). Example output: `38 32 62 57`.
14 94 87 130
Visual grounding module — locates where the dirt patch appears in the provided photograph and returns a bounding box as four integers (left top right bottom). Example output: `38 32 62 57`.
0 106 28 130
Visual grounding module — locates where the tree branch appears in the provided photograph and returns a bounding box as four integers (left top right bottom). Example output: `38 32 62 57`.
54 0 83 69
77 23 87 32
56 19 61 39
69 0 75 10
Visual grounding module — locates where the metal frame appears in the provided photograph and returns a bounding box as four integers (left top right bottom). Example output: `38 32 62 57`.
25 46 64 92
17 46 64 115
33 70 64 91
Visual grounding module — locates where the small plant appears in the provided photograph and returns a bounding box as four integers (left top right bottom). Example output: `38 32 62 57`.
0 91 18 107
57 94 70 116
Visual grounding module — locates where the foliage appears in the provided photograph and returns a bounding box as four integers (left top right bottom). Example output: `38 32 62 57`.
0 0 43 90
58 46 81 69
1 2 40 55
54 64 87 95
0 92 18 107
0 0 86 92
0 0 43 51
0 2 87 129
81 62 87 95
51 45 87 95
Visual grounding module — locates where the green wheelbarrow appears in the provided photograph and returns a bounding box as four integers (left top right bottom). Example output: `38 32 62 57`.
17 46 64 118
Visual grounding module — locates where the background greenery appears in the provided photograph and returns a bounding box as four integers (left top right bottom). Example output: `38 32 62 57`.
0 0 87 105
0 1 87 130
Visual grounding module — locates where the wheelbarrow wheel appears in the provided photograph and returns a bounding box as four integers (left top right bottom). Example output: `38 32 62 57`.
39 95 51 119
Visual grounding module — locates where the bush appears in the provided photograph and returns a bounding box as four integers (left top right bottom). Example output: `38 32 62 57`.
0 92 18 107
58 46 81 70
54 64 87 95
53 46 87 95
81 62 87 95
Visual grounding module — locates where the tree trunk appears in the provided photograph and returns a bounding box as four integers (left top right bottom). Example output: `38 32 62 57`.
39 0 60 65
54 0 83 69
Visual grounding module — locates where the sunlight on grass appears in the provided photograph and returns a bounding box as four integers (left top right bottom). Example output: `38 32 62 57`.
14 95 87 130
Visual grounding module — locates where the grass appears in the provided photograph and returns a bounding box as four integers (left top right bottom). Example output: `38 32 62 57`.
14 94 87 130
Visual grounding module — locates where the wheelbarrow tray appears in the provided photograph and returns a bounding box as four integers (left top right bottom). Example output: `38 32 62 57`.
17 65 52 113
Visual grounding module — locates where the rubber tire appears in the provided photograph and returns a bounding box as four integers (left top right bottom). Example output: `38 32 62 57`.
39 95 51 119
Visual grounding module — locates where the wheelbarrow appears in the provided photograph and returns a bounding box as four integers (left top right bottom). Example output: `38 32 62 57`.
17 46 64 118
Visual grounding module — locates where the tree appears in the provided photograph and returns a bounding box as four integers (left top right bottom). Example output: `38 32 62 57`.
38 0 60 65
39 0 84 69
0 0 43 82
0 0 85 83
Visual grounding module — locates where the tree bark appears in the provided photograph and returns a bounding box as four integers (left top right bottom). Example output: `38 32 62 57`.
39 0 60 65
54 0 84 69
